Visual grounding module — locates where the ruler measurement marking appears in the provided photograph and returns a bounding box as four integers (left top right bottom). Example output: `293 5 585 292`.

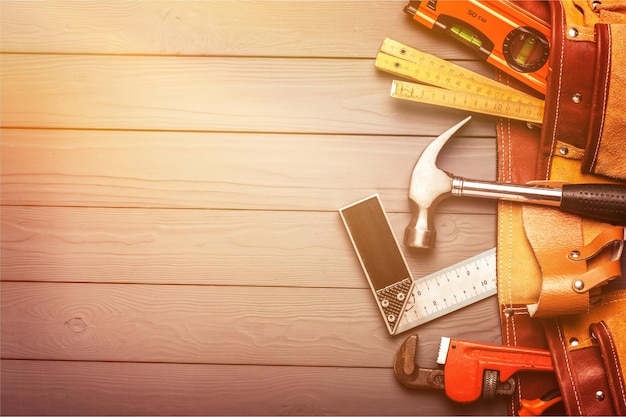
377 56 541 106
396 248 497 334
379 38 543 103
391 80 544 124
377 38 545 123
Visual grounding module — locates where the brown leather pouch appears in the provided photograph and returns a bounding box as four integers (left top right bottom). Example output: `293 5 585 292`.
496 2 626 415
537 0 626 181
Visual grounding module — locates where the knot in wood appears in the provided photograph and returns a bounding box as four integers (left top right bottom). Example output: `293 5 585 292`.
66 317 87 333
434 215 458 242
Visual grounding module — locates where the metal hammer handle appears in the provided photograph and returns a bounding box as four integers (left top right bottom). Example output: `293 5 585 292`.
454 179 626 225
403 116 625 250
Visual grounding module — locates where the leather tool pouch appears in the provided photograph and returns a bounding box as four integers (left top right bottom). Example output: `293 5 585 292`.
496 1 626 415
536 0 626 181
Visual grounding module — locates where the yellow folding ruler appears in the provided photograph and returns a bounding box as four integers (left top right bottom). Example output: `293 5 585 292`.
375 38 545 124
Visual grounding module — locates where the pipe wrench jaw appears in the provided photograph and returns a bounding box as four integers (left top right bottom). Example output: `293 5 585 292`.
393 334 445 391
437 337 553 403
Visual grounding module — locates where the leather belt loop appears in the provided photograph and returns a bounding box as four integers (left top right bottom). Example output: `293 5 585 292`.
570 226 625 293
522 206 624 317
543 319 617 416
589 320 626 414
568 225 624 262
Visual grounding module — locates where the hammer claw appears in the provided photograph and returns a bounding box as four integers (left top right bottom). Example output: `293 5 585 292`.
416 116 472 167
405 116 472 249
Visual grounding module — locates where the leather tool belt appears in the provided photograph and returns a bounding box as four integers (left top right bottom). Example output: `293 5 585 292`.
496 1 626 415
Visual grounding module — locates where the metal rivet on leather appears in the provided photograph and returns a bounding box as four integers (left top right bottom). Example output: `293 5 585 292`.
569 337 579 347
559 146 569 156
595 391 605 401
568 27 579 37
592 1 602 10
570 250 581 259
572 93 582 104
573 280 585 291
503 307 514 318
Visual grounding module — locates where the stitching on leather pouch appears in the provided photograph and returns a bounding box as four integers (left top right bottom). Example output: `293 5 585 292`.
496 73 519 416
599 320 626 406
497 118 519 416
589 25 612 171
496 73 515 334
496 198 516 416
506 120 512 182
510 306 529 315
504 115 516 346
547 3 568 180
557 321 583 415
504 81 512 183
507 216 516 341
496 72 513 184
496 72 515 338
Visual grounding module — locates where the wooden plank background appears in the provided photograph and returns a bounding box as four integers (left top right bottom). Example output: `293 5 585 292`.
1 1 506 415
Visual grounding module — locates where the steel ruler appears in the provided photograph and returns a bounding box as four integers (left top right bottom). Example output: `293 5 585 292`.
375 38 545 124
340 194 497 335
396 248 496 334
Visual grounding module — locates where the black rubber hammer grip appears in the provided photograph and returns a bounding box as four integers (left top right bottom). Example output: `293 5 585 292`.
560 184 626 225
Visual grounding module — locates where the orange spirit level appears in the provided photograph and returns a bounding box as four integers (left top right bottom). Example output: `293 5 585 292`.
404 0 550 95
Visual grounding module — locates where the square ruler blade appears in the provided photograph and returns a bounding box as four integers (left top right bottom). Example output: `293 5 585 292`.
340 195 496 335
395 248 496 334
339 194 414 335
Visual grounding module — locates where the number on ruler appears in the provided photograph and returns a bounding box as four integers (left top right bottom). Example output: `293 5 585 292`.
395 249 497 334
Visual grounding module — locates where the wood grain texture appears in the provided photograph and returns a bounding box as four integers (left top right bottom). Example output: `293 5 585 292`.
1 129 496 211
0 360 506 416
1 206 495 286
1 54 497 134
0 0 478 59
1 282 501 367
0 1 508 414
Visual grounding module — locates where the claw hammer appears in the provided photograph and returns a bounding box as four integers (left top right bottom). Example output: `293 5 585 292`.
405 116 626 249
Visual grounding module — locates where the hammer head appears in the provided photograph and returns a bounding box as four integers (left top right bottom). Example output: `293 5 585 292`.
404 116 471 249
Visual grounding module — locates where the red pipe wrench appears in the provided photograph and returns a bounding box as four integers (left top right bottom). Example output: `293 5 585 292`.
394 334 554 403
